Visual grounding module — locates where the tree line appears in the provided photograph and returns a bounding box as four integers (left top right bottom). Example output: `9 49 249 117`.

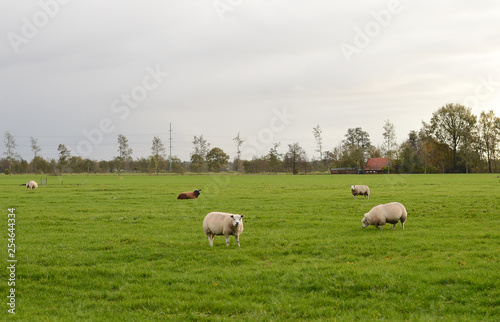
2 104 499 175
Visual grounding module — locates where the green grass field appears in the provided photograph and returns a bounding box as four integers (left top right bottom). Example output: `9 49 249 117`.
1 173 499 320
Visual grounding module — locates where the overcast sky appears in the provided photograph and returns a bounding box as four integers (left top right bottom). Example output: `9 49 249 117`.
1 1 500 162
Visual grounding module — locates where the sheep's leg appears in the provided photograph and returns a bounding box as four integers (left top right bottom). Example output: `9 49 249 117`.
235 235 240 247
401 222 405 230
208 235 214 247
392 224 397 230
377 225 383 230
225 235 230 246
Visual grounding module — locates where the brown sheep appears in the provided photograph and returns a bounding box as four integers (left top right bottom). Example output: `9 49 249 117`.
177 189 201 199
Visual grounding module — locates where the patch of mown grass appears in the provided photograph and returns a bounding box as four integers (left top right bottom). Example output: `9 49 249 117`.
0 173 499 320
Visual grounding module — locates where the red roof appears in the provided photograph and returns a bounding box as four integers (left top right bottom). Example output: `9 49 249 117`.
365 158 389 171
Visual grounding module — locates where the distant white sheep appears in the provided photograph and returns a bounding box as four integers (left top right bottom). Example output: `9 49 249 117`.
26 181 38 190
203 212 244 247
362 202 407 230
350 185 370 199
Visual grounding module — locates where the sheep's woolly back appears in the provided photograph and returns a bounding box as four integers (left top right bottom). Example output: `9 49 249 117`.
363 202 407 229
350 185 370 198
26 181 38 190
203 212 243 235
203 212 244 246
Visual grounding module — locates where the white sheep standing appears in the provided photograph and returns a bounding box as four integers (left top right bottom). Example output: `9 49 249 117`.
362 202 407 230
350 185 370 199
203 212 244 247
26 181 38 190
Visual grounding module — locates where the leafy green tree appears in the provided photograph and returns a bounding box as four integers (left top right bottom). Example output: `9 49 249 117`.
398 131 421 173
342 127 371 168
190 153 204 173
284 142 306 174
170 156 185 174
57 144 71 173
479 110 499 173
268 142 282 173
206 147 229 172
424 103 476 171
31 156 49 174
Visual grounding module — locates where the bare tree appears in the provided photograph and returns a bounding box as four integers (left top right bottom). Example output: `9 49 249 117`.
30 136 41 158
3 132 19 175
3 132 18 159
233 132 244 173
151 136 166 175
312 124 323 161
117 134 133 172
30 137 42 173
191 135 211 173
382 119 397 159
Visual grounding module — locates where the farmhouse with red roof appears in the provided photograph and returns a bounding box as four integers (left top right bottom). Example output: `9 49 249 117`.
364 158 389 174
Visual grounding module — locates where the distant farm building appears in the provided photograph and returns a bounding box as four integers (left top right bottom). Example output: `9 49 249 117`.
364 158 389 174
330 167 357 174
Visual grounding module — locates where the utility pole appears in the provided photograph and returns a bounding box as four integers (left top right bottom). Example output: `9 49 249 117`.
169 122 172 172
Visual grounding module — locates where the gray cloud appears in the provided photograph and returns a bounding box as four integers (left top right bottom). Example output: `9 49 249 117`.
1 1 500 162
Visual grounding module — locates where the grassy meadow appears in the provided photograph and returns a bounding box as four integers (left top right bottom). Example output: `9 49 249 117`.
1 173 499 320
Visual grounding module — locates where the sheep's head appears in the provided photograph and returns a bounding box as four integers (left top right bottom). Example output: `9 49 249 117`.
350 185 355 191
230 215 244 227
194 189 201 196
362 216 369 228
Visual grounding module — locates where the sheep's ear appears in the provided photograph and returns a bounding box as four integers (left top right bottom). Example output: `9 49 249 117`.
240 215 244 218
230 215 234 218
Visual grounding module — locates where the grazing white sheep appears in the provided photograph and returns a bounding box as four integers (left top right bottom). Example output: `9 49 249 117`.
350 185 370 199
203 212 244 247
177 189 201 199
362 202 407 230
26 181 38 190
